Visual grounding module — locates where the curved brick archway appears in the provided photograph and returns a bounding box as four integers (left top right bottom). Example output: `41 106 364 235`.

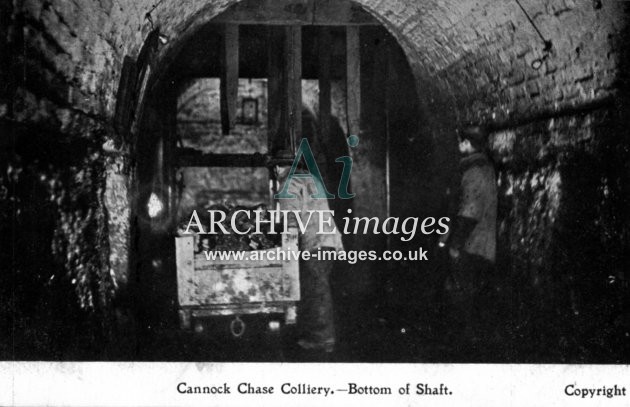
133 4 430 313
122 0 625 128
144 0 438 124
3 0 630 361
6 0 625 134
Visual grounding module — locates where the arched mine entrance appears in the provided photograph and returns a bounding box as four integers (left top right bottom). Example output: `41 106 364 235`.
127 0 438 360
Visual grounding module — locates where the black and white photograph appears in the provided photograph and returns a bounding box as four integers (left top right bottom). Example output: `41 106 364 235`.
1 0 630 404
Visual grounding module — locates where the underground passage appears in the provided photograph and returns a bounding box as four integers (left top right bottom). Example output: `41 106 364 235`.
2 0 630 364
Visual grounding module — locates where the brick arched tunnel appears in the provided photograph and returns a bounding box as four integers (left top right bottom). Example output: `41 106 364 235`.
1 0 629 362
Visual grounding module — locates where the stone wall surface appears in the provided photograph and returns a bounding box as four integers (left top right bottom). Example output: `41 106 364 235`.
1 0 629 360
3 1 625 128
489 108 630 360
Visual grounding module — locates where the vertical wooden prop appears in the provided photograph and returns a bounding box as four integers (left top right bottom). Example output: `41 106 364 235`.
318 27 332 147
164 88 178 216
346 26 361 137
221 24 239 135
267 26 284 154
285 25 302 154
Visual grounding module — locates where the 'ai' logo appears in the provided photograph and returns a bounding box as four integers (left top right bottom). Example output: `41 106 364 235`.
274 135 359 200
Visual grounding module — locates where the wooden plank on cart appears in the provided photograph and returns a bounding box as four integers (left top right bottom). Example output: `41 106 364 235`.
221 24 239 135
194 253 283 269
346 26 360 137
176 230 301 307
192 303 287 318
283 226 300 301
176 236 195 306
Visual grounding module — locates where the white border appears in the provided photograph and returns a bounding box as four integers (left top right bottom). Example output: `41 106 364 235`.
1 362 629 407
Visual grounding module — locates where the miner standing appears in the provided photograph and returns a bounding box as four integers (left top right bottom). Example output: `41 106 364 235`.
439 125 498 352
275 163 343 357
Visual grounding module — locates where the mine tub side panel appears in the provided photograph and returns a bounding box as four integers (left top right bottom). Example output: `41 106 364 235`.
175 235 196 306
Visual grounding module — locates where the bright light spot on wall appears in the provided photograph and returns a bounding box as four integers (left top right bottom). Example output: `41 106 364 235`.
147 193 164 218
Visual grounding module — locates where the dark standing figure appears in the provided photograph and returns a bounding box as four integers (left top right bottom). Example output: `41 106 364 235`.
439 125 497 355
275 166 343 356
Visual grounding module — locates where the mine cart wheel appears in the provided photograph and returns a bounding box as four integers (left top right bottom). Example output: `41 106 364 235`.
229 316 246 338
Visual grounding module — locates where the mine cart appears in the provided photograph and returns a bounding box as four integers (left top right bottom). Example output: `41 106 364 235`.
174 147 301 336
170 24 313 335
175 224 300 335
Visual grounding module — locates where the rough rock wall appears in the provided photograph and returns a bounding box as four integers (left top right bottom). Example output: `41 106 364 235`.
1 0 128 358
490 108 630 361
0 123 116 358
1 0 629 359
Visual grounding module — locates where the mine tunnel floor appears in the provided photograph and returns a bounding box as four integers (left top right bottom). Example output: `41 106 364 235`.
7 294 627 363
135 293 630 363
